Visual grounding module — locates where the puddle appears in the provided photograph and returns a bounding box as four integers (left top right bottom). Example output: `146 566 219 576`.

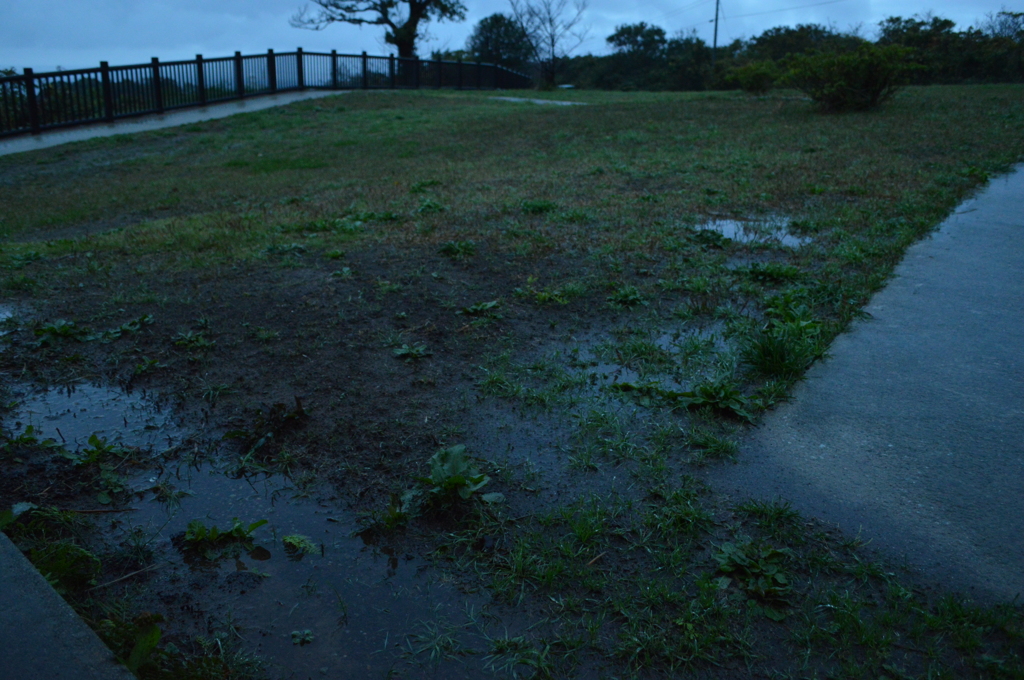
7 382 179 451
122 463 491 679
461 323 735 511
569 324 730 394
1 381 499 678
701 217 809 248
0 305 13 339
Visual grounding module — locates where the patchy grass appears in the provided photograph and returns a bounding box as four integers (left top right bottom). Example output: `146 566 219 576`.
1 86 1023 678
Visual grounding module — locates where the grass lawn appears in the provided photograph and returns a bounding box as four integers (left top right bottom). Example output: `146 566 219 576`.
1 85 1023 679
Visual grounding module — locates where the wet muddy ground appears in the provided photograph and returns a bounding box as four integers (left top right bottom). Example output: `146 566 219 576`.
3 240 1020 679
2 88 1023 679
1 380 492 678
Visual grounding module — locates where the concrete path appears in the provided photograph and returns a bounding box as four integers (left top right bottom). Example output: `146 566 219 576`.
707 167 1024 603
490 96 585 106
0 90 350 157
0 532 134 679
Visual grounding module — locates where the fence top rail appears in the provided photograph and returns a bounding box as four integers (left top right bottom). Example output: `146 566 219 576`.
2 51 530 85
6 66 106 80
296 49 509 70
108 62 164 71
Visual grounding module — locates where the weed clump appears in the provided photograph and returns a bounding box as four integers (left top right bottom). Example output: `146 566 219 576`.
282 534 319 558
417 445 503 507
607 283 646 308
743 292 827 378
438 240 476 260
180 518 268 560
612 378 754 422
521 199 558 215
714 540 793 606
394 342 432 362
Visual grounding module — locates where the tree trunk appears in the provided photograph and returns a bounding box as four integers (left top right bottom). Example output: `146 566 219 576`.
396 40 416 59
389 4 426 59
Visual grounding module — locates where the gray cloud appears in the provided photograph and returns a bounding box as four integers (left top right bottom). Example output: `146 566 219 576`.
1 0 1016 72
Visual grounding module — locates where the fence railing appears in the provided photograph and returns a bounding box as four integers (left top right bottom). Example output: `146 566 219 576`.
0 48 532 138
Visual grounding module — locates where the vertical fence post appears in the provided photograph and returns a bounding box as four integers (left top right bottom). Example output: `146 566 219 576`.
436 58 443 88
331 50 338 89
23 68 40 134
457 58 463 90
100 61 115 122
196 55 206 105
296 48 305 89
151 57 164 113
413 57 420 89
389 54 396 89
361 51 368 89
268 49 277 92
234 51 244 98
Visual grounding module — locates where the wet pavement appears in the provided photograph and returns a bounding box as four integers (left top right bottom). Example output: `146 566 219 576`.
1 530 134 680
707 166 1024 602
0 90 351 157
490 97 585 106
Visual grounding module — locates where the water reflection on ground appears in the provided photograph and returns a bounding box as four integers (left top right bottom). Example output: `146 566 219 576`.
127 462 488 679
701 217 809 248
0 305 14 339
9 382 178 450
1 382 494 678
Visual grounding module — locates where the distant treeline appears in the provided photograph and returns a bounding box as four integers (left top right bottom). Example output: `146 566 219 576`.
568 13 1024 90
438 11 1024 90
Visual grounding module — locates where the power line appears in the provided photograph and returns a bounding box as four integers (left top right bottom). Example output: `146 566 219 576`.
661 0 716 21
724 0 854 21
665 0 855 33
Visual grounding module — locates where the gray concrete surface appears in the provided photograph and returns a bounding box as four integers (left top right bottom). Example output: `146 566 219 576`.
490 97 585 106
707 167 1024 602
0 532 134 680
0 90 350 157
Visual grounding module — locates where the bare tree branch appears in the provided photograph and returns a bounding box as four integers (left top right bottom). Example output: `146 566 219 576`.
292 0 466 58
508 0 588 85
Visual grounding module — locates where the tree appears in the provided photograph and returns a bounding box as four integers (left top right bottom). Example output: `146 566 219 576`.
466 13 534 72
607 22 667 59
292 0 467 59
747 24 863 61
982 10 1024 40
509 0 589 86
981 11 1024 80
666 31 713 90
597 23 670 91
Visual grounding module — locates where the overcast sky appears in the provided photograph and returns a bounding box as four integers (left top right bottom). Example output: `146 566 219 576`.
1 0 1017 73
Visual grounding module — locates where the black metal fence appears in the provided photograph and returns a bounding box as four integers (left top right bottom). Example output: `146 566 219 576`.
0 49 532 138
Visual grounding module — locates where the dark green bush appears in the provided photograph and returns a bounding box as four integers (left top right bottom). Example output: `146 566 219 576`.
731 61 781 95
786 44 914 111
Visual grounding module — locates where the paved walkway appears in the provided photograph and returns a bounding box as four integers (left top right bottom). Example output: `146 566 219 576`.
0 532 133 679
708 167 1024 603
0 90 350 157
490 97 585 106
0 92 569 158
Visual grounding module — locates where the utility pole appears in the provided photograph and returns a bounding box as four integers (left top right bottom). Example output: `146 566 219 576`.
712 0 721 71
